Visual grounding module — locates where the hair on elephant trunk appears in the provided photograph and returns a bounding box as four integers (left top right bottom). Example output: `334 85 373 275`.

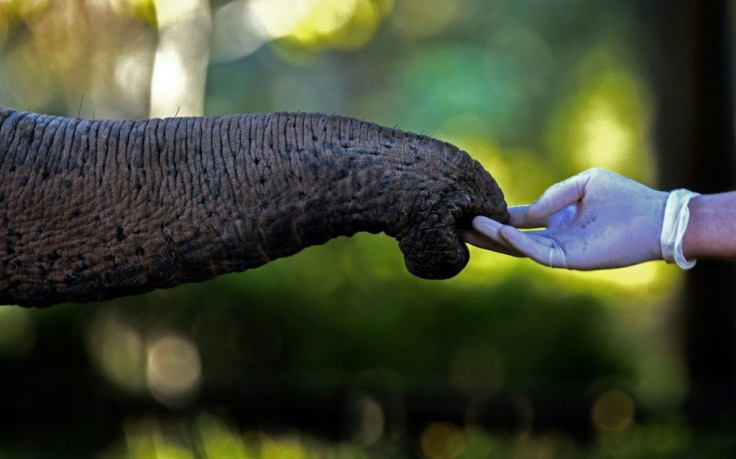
0 109 508 307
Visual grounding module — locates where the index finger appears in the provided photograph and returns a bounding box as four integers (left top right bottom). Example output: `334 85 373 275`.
508 205 546 228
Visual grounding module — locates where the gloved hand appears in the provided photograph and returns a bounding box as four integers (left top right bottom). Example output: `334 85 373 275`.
464 168 670 270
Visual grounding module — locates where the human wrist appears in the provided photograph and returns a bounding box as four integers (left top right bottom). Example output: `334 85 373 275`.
660 189 700 269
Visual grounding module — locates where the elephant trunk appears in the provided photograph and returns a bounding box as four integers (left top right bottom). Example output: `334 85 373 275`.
0 109 507 307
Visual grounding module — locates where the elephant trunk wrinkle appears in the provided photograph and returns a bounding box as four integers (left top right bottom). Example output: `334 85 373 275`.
0 109 507 307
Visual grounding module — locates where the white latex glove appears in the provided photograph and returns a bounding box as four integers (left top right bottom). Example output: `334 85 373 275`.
464 168 669 270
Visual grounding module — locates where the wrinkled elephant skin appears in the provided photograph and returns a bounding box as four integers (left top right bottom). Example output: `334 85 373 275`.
0 109 508 307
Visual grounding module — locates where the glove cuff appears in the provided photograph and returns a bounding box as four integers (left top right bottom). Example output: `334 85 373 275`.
660 189 700 269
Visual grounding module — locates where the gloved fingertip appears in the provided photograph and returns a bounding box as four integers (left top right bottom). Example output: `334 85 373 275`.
472 215 501 235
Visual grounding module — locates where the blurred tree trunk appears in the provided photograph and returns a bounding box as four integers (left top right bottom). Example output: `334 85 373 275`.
652 0 736 423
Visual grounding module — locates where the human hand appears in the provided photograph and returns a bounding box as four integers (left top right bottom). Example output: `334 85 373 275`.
464 168 670 270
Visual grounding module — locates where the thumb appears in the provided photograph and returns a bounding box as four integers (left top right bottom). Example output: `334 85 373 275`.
527 171 590 220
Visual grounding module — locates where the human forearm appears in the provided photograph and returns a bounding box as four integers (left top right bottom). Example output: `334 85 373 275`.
683 191 736 260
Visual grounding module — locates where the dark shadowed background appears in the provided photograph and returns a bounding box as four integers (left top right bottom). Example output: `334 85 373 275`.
1 0 735 457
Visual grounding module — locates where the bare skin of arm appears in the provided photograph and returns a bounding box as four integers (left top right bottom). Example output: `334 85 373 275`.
683 192 736 260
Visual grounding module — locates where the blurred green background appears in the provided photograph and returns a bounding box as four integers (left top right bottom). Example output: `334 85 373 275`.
0 0 734 457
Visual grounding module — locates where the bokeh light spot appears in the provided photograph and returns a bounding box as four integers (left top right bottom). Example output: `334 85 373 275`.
292 0 358 40
211 0 268 62
149 0 210 117
248 0 303 39
347 394 385 446
150 47 188 112
579 101 631 170
420 422 466 458
146 332 202 408
251 0 356 41
548 62 654 183
247 0 385 52
87 310 148 394
591 389 635 433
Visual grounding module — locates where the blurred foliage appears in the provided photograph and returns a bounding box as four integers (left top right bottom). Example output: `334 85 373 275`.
0 0 703 457
91 420 736 458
